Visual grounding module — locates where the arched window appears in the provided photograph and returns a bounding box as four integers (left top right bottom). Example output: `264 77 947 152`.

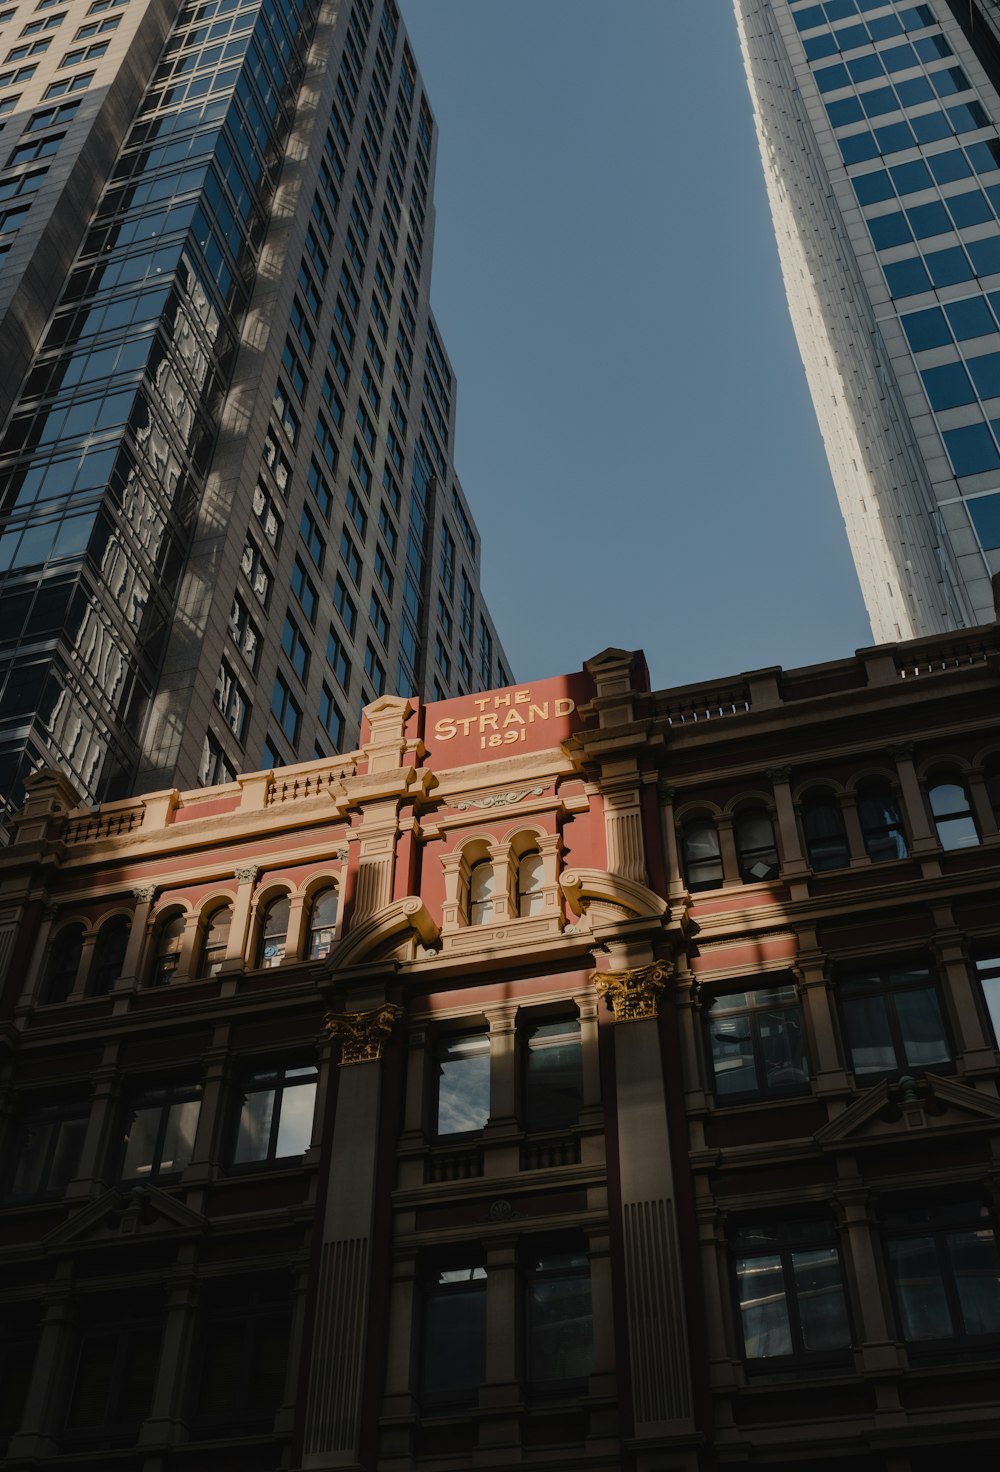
90 916 130 995
44 924 84 1004
149 913 185 986
857 780 908 863
198 904 232 978
801 792 849 871
734 809 779 883
469 860 495 926
517 850 545 917
257 895 289 968
308 887 339 960
928 774 979 850
682 819 723 892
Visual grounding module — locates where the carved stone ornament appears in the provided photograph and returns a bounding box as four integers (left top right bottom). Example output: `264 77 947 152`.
334 843 350 863
592 960 673 1022
234 864 259 886
324 1003 404 1065
131 884 156 904
454 786 547 811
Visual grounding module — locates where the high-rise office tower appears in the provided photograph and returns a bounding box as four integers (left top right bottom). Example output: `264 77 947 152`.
735 0 1000 641
0 0 509 816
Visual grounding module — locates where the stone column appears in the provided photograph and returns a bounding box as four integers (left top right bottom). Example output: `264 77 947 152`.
487 841 515 921
65 1055 121 1200
68 929 99 1001
968 765 999 841
766 767 808 876
659 786 687 901
175 910 203 983
378 1250 419 1460
840 793 871 867
18 904 59 1007
483 1002 519 1178
301 996 403 1469
477 1233 521 1453
184 1037 231 1185
285 894 308 962
585 1225 618 1445
889 744 937 854
833 1186 900 1374
115 884 157 991
397 1024 431 1190
696 1199 740 1394
139 1265 199 1446
593 958 697 1464
931 907 995 1071
794 939 848 1094
602 781 648 885
221 865 258 971
716 815 741 886
6 1281 74 1459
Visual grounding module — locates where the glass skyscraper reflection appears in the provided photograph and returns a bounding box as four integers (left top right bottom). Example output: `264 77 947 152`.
735 0 1000 641
0 0 508 814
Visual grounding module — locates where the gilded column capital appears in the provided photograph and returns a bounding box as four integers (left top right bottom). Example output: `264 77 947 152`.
592 961 672 1022
324 1003 403 1065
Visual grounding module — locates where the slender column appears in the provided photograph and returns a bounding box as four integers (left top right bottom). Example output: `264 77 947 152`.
185 1039 231 1184
833 1186 900 1373
68 930 99 1001
585 1226 618 1444
276 1262 312 1438
766 767 808 875
477 1235 521 1453
285 895 308 962
840 794 871 867
716 815 741 886
659 786 686 900
175 910 202 983
115 884 156 990
139 1268 199 1445
301 996 402 1469
6 1281 75 1459
594 958 696 1452
18 904 58 1008
968 766 999 840
378 1250 419 1460
488 841 515 921
483 1002 519 1177
221 864 258 971
677 973 707 1105
931 908 995 1070
795 943 848 1093
696 1200 740 1393
889 744 937 853
65 1056 121 1200
397 1024 431 1189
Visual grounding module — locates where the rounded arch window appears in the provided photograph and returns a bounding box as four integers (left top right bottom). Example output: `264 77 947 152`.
682 818 723 892
44 924 85 1004
734 809 778 883
801 791 849 872
198 904 232 978
517 850 545 918
90 915 130 996
857 779 907 863
149 912 185 986
257 895 290 968
308 886 339 960
469 859 495 926
927 773 979 850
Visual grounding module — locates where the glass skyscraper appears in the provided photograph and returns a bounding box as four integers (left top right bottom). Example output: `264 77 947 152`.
735 0 1000 641
0 0 508 815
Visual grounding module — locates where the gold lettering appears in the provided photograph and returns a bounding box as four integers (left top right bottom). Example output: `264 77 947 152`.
554 698 576 717
473 697 490 711
494 693 511 707
434 718 457 740
480 713 499 732
456 715 476 736
528 703 549 723
515 689 530 704
502 709 525 728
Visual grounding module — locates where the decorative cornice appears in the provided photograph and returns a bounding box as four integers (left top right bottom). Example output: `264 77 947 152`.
131 884 156 904
324 1003 403 1065
592 960 672 1022
454 786 547 811
234 864 259 885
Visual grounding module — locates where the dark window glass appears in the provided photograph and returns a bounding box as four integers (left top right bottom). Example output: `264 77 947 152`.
435 1032 490 1137
943 422 1000 475
149 912 185 986
838 964 951 1078
901 305 950 351
524 1241 593 1394
735 808 779 882
732 1218 852 1365
198 905 232 978
233 1064 317 1164
121 1083 200 1180
705 985 810 1101
922 361 977 411
853 168 894 204
974 947 1000 1046
884 255 931 297
65 1295 161 1445
868 209 912 249
43 922 84 1002
905 200 949 240
308 886 338 960
926 245 973 288
946 190 993 229
90 915 129 995
889 158 931 194
421 1262 486 1406
802 791 850 870
256 895 289 968
682 818 723 892
524 1017 582 1130
883 1199 1000 1344
194 1279 291 1429
945 295 995 341
857 780 907 861
9 1104 87 1197
928 775 979 849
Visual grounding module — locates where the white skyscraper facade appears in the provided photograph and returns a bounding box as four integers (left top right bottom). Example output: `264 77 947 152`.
735 0 1000 641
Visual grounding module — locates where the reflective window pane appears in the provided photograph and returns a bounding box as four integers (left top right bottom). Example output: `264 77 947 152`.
436 1032 490 1137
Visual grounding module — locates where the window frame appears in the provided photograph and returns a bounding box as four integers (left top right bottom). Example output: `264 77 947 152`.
702 979 812 1104
730 1215 854 1372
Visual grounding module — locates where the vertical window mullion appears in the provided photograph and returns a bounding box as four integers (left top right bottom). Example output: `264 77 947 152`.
781 1249 805 1357
939 1229 966 1338
267 1077 284 1160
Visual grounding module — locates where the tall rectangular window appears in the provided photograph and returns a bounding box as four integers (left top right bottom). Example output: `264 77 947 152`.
435 1032 490 1138
523 1239 593 1394
837 963 951 1078
421 1261 486 1407
232 1064 318 1165
704 984 810 1101
731 1218 852 1367
974 947 1000 1045
523 1017 582 1131
121 1083 201 1181
883 1199 1000 1344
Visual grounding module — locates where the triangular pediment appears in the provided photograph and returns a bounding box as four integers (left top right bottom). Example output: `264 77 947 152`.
43 1183 207 1249
815 1073 1000 1150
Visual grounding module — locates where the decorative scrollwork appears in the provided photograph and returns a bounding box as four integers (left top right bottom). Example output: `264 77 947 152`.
234 865 259 885
131 884 156 904
334 843 350 863
454 786 547 811
324 1003 404 1065
592 960 672 1022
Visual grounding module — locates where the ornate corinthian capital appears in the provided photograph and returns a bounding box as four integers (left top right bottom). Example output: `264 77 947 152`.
324 1003 404 1065
592 961 672 1022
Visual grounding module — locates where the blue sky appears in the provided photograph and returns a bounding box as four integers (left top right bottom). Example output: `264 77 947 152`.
399 0 873 691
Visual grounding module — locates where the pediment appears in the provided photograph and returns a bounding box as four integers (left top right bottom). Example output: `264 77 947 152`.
815 1073 1000 1150
44 1183 207 1249
560 867 667 923
326 895 439 970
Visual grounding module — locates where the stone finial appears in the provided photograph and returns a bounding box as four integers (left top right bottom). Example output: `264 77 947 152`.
592 960 672 1022
324 1003 403 1065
